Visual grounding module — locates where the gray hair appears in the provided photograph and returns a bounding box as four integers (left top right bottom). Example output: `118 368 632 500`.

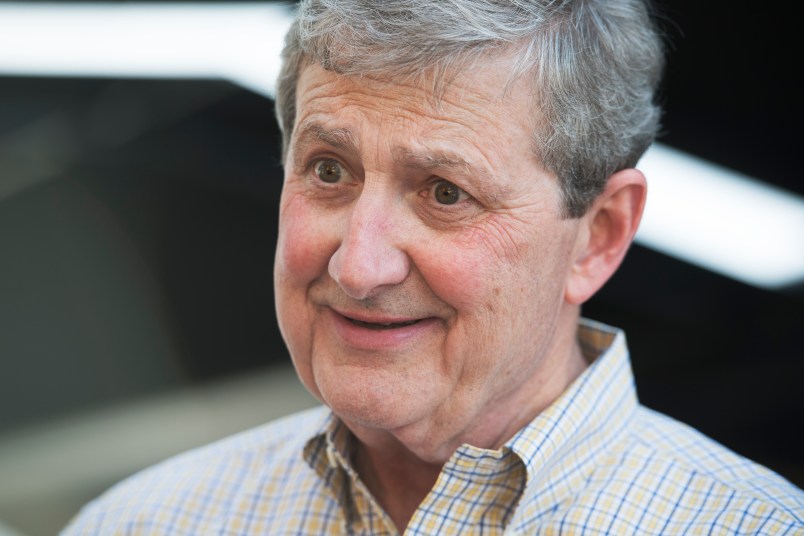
275 0 665 217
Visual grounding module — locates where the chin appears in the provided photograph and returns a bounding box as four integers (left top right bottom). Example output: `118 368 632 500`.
316 371 432 432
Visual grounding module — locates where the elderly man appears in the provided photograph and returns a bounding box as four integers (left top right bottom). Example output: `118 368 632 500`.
63 0 803 534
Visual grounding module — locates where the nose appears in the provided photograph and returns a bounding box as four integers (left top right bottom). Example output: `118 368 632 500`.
328 192 410 300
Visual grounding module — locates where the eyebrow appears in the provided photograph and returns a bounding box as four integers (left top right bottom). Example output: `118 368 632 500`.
396 148 473 172
291 120 360 164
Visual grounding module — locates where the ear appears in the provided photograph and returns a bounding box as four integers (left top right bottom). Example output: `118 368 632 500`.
565 168 647 305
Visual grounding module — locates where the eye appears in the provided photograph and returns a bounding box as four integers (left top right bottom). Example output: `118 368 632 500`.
314 159 345 183
432 179 464 205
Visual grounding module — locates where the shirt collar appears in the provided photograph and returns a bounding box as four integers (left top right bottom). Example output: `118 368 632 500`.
506 318 638 490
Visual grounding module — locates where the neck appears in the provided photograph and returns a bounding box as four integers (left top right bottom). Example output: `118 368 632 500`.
352 437 442 531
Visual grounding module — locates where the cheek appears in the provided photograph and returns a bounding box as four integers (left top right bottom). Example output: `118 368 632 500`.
418 216 535 309
276 194 334 285
416 246 492 311
415 213 575 343
274 195 333 393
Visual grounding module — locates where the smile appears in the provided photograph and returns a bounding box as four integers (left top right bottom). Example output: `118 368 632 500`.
347 318 421 330
326 307 438 350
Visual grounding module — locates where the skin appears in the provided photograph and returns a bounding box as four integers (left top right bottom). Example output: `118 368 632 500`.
274 59 647 530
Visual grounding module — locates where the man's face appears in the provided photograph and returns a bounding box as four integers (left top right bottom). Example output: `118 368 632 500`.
275 60 583 456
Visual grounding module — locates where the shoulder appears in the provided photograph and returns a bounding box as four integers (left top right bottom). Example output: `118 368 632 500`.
634 407 802 502
590 406 804 533
60 406 331 535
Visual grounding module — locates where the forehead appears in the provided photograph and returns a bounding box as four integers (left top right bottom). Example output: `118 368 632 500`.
293 59 535 142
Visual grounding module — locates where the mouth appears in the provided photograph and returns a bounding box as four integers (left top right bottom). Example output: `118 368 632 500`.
346 317 422 330
326 307 437 349
331 307 428 330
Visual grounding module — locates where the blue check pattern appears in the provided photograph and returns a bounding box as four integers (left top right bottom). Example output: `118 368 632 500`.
62 319 804 535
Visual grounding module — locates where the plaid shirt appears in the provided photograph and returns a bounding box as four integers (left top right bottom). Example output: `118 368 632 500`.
62 319 804 535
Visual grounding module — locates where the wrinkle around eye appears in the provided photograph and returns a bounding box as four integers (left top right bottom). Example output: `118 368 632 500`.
303 156 358 187
414 179 487 228
421 178 472 206
290 156 362 207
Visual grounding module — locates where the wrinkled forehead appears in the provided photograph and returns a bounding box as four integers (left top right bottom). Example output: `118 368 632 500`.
292 58 536 141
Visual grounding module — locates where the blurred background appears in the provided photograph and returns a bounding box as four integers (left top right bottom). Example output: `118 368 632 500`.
0 1 802 535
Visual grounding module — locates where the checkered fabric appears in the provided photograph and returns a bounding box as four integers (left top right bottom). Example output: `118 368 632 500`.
61 319 804 535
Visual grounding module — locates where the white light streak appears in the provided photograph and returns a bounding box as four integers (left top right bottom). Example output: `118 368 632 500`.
637 143 804 289
0 2 295 97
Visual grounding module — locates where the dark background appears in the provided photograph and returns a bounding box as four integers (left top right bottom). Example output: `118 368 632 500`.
1 0 802 488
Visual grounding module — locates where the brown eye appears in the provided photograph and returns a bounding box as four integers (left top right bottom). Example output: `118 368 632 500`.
315 159 344 183
433 180 462 205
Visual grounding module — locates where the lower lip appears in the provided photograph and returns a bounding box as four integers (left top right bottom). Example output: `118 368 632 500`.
326 309 440 351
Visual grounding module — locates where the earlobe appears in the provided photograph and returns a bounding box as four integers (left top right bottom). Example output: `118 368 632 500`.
565 169 647 305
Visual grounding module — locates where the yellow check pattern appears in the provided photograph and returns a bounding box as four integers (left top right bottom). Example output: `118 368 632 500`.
62 319 804 535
